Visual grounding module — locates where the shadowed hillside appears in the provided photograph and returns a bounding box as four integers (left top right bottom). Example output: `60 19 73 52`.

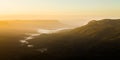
27 19 120 59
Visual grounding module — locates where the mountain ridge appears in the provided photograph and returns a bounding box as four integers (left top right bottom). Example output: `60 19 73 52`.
28 19 120 57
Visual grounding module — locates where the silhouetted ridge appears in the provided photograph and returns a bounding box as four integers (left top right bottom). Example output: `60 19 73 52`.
87 19 120 26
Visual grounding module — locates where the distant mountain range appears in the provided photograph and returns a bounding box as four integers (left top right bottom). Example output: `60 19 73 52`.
0 20 71 33
0 19 120 60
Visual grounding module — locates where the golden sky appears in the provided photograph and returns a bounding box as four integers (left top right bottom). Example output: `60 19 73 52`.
0 0 120 26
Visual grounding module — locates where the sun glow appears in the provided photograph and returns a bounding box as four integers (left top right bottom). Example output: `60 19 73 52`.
0 0 120 26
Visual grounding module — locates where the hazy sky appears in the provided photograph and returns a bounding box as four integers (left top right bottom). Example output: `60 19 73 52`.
0 0 120 25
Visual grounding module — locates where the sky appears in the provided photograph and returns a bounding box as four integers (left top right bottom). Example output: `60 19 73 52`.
0 0 120 25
